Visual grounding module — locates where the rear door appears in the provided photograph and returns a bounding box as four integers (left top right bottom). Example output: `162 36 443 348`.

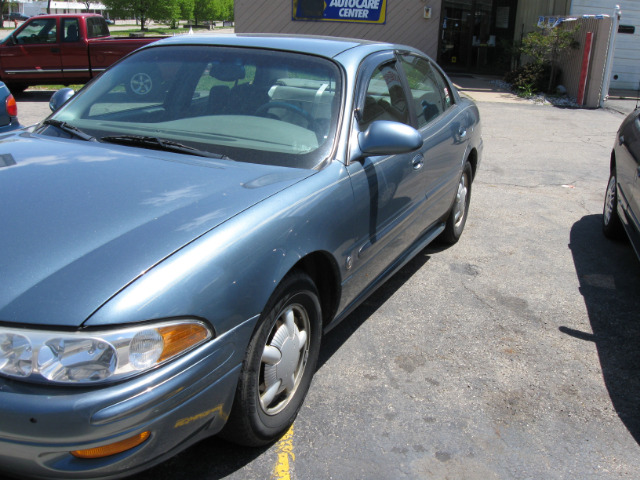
0 17 62 82
397 53 471 227
60 17 90 83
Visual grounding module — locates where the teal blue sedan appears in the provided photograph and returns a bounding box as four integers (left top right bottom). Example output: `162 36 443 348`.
0 34 482 479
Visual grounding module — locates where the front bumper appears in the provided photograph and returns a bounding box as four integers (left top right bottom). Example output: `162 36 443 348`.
0 316 258 479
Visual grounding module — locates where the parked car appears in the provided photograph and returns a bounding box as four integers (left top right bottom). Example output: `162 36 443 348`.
603 108 640 260
0 34 482 479
0 80 20 131
3 12 30 22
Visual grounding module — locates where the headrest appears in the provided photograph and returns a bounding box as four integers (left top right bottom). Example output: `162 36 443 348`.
210 63 245 82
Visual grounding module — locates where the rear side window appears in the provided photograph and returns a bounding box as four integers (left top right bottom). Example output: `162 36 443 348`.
399 54 452 128
86 17 109 38
62 18 80 42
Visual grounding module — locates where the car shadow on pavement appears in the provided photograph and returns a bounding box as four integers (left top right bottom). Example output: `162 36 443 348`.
14 90 53 103
565 214 640 444
135 436 270 480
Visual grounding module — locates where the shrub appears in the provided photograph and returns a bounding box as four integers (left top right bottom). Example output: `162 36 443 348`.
504 63 553 96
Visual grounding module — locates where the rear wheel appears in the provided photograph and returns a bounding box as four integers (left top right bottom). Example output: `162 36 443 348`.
439 161 473 244
603 170 624 239
221 272 322 446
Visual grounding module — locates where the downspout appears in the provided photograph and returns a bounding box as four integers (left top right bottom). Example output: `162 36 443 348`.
599 5 621 107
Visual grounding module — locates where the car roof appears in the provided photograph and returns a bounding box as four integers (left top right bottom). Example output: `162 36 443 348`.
150 33 399 60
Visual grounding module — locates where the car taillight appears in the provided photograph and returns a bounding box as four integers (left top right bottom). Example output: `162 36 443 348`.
6 94 17 117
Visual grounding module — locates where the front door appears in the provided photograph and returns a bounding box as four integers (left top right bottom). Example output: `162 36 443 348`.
439 0 517 74
0 17 62 84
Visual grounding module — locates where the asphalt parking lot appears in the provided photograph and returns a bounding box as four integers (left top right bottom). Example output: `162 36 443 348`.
12 83 640 479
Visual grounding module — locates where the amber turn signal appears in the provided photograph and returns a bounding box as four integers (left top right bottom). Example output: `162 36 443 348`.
71 431 150 459
158 323 210 362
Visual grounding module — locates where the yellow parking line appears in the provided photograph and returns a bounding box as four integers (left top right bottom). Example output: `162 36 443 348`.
272 425 295 480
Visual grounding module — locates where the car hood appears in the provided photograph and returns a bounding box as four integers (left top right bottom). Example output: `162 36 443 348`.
0 134 313 327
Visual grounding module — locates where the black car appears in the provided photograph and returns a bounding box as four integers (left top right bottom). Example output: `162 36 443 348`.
603 108 640 260
4 12 30 21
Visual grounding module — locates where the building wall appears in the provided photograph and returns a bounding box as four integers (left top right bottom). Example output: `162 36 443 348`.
12 1 107 17
571 1 640 92
514 0 571 41
235 0 442 59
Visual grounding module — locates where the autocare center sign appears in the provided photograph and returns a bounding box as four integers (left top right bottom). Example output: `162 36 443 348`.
293 0 387 24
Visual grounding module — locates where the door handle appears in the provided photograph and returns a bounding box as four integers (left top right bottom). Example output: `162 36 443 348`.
51 47 60 53
458 128 467 139
412 154 424 170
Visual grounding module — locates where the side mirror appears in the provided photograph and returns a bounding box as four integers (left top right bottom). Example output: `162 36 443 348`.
357 120 423 156
49 88 75 112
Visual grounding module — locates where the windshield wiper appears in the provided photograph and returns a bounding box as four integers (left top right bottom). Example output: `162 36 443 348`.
100 135 228 160
41 119 96 141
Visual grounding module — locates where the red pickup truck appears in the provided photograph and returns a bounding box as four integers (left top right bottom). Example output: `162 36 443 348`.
0 14 163 93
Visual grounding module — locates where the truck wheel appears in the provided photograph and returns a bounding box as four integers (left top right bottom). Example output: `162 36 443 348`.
5 83 27 94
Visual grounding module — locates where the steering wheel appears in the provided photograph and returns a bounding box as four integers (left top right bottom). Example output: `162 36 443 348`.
255 101 315 129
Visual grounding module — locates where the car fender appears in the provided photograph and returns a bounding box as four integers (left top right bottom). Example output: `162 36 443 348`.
84 160 354 337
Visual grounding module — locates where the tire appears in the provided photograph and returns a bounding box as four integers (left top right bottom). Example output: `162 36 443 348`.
5 83 27 94
439 161 473 244
221 271 322 446
603 170 624 239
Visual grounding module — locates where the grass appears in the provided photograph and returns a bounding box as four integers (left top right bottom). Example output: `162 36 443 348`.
27 85 85 91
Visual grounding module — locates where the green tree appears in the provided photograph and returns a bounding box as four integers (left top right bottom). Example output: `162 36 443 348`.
102 0 183 30
521 22 579 93
215 0 234 21
193 0 233 25
176 0 195 27
1 1 10 25
193 0 215 25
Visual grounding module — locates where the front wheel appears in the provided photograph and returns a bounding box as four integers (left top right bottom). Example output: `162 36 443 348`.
603 170 624 239
439 161 473 244
221 272 322 446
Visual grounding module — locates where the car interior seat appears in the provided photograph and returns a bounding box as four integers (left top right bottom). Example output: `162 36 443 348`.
66 24 79 42
208 62 245 114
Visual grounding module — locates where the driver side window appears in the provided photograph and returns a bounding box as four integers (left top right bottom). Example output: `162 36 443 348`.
16 19 57 45
359 63 410 130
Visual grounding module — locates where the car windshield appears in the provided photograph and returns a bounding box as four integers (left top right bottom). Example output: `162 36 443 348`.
46 45 343 169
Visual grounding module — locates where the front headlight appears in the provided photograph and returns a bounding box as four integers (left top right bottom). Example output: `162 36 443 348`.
0 320 212 385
